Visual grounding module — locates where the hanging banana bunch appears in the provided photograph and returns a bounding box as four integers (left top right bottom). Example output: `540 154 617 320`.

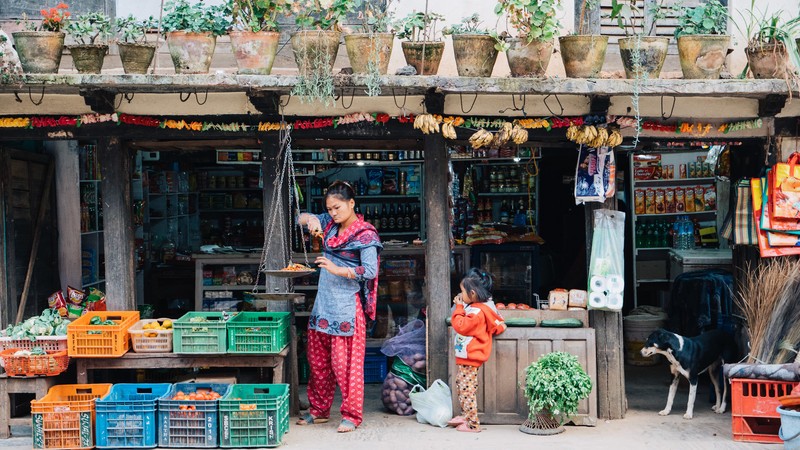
468 129 494 149
413 113 441 134
495 122 513 145
606 129 623 147
510 125 528 144
566 123 624 148
589 127 609 149
442 122 457 139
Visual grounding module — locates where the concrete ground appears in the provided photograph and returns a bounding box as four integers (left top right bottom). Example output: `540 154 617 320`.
0 363 781 449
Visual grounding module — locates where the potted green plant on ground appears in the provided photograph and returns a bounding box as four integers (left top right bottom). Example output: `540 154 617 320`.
162 0 231 74
12 3 70 74
65 12 111 73
609 0 670 79
734 0 800 79
495 0 562 77
559 0 608 78
395 10 446 75
344 0 395 76
229 0 290 75
519 352 593 435
673 0 730 79
115 15 158 74
443 14 499 77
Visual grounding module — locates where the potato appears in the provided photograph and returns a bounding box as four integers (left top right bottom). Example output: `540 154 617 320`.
389 390 397 403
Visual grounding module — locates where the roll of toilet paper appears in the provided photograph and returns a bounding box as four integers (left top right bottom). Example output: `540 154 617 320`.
590 275 607 293
588 291 606 309
607 293 624 310
607 275 624 294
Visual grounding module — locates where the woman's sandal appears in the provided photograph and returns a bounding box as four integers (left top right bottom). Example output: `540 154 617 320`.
337 419 357 433
296 413 329 425
456 422 481 433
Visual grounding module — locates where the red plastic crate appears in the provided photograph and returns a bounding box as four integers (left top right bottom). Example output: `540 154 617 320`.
731 378 798 443
0 349 69 377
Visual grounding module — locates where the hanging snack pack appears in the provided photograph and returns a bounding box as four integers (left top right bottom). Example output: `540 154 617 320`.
588 210 625 312
66 286 87 318
575 145 616 204
47 291 67 317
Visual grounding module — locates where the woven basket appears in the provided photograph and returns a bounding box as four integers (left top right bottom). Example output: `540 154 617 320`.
519 412 565 436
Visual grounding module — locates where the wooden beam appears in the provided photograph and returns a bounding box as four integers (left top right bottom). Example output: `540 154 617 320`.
47 141 82 293
423 132 450 384
99 137 136 310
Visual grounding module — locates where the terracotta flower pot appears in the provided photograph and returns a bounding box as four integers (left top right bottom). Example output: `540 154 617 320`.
166 31 217 74
401 41 445 75
618 36 670 79
230 31 280 75
67 44 107 74
344 33 394 75
506 38 554 77
291 30 342 76
746 42 788 79
676 35 731 79
559 35 608 78
451 34 498 77
12 31 65 74
118 43 156 74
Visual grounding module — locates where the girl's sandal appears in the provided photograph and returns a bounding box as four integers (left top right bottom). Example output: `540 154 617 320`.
337 419 357 433
296 413 329 425
456 423 481 433
447 416 467 427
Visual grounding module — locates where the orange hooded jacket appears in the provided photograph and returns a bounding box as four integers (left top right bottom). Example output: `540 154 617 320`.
451 300 507 367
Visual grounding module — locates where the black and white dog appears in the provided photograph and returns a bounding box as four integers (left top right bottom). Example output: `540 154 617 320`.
641 328 737 420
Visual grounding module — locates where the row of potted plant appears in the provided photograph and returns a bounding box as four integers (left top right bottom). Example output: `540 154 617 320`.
10 0 800 81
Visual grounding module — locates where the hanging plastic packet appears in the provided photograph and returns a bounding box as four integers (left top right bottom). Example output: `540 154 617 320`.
575 145 616 204
588 209 625 312
85 288 107 312
48 290 68 317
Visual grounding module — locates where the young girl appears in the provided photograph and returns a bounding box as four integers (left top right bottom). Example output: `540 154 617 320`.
449 268 506 433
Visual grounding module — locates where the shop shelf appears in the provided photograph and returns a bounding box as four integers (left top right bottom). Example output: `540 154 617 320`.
31 384 113 450
226 312 290 354
364 349 388 384
219 384 290 448
67 311 140 358
173 312 229 354
157 383 232 448
0 335 67 352
0 349 69 377
129 319 174 353
95 383 172 449
731 378 797 443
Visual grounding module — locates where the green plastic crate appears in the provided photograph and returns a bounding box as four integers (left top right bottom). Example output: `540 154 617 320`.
219 384 290 448
173 312 229 354
226 312 290 354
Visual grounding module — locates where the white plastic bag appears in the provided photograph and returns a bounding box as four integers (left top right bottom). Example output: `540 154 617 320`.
409 379 453 428
588 209 626 311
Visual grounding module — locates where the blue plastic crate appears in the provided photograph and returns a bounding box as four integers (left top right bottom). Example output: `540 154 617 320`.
364 349 388 384
96 383 172 449
157 383 232 448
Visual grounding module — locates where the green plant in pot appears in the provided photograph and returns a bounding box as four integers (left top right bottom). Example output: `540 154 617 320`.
733 0 800 80
290 0 354 103
494 0 562 78
609 0 670 79
115 15 158 74
229 0 291 75
673 0 730 79
443 14 499 77
65 12 111 74
395 10 446 75
344 0 396 80
559 0 608 78
519 352 593 435
162 0 231 74
13 3 70 74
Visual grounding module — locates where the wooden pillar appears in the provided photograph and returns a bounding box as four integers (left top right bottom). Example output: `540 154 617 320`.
585 198 627 419
99 137 136 310
424 132 450 384
574 0 601 34
261 137 289 293
0 147 7 328
46 141 82 292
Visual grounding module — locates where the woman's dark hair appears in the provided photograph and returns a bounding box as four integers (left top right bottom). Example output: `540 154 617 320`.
325 180 356 201
461 268 493 302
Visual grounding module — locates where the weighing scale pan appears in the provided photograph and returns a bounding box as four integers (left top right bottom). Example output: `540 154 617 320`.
262 269 316 278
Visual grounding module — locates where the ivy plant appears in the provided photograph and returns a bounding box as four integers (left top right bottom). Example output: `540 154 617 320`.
65 12 112 45
115 15 157 44
523 352 593 425
494 0 562 49
292 0 355 31
162 0 232 36
394 11 445 42
673 0 728 38
229 0 291 33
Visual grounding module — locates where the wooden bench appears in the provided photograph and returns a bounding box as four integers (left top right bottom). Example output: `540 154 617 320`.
0 375 60 438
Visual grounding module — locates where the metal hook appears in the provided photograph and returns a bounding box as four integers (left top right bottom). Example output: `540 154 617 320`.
543 94 564 117
13 92 22 103
392 88 408 110
194 89 209 106
340 88 355 110
499 94 527 115
179 92 192 103
116 92 136 110
28 87 45 106
660 96 676 120
459 93 478 114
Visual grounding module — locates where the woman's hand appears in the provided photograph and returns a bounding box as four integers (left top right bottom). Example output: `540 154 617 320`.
315 256 349 278
299 213 323 237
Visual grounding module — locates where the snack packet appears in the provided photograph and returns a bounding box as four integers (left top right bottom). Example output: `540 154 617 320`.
48 290 68 317
67 286 86 306
68 304 85 319
86 288 107 312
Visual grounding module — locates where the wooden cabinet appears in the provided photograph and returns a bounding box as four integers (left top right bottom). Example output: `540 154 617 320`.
448 327 598 426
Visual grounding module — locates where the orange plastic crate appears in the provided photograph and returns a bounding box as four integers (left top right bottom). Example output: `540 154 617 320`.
31 384 113 450
67 311 139 357
0 349 69 377
731 378 797 443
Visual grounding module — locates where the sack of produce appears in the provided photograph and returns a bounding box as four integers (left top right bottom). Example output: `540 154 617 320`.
381 358 427 416
381 319 426 374
409 379 453 428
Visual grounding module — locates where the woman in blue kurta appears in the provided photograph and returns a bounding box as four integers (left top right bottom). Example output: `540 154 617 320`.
296 181 382 433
